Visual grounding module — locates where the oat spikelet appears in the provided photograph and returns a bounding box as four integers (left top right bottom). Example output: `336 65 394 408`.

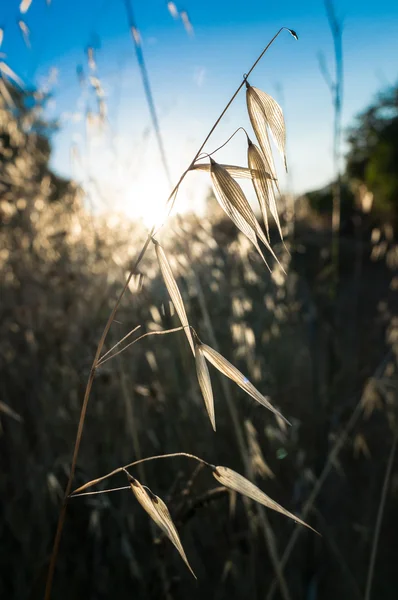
180 10 194 36
195 344 216 431
0 28 3 48
0 62 24 88
19 0 32 14
246 83 287 171
153 238 195 355
201 343 289 424
0 79 14 107
213 466 317 532
18 20 30 48
246 84 277 179
248 139 283 241
210 159 278 267
87 46 96 71
128 476 196 577
0 401 23 423
167 1 179 19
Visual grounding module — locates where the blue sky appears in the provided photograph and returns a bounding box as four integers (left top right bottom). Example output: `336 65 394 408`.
1 0 398 222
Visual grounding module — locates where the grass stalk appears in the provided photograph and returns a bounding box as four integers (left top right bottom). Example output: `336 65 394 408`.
43 29 294 599
364 426 398 600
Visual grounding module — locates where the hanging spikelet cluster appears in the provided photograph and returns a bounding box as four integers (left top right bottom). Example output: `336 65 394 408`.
67 29 315 582
75 454 316 578
191 77 289 257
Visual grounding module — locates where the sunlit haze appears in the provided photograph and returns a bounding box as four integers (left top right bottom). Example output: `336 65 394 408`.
2 0 398 225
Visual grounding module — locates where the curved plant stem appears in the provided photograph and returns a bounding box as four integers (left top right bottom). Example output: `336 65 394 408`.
70 452 214 496
43 28 295 599
364 427 398 600
97 326 184 367
98 324 141 363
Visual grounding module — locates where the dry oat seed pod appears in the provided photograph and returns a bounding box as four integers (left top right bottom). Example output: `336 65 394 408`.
195 343 216 431
128 474 196 577
248 139 283 241
213 466 317 532
246 83 287 171
201 343 289 425
153 238 195 355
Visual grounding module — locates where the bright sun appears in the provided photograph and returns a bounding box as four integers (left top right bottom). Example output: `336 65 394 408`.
74 130 210 228
83 153 208 229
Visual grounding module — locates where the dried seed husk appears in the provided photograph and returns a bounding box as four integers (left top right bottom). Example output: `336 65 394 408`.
246 83 287 171
246 84 277 179
129 477 196 577
18 20 30 48
153 239 195 355
195 344 216 431
210 159 278 267
0 62 24 87
19 0 32 14
213 466 317 533
201 343 289 425
248 140 283 241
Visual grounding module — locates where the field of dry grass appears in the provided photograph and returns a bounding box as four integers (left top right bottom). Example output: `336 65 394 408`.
1 16 398 600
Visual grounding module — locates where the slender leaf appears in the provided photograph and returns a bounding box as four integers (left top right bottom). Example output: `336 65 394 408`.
213 466 317 532
153 239 195 355
195 344 216 431
201 343 289 424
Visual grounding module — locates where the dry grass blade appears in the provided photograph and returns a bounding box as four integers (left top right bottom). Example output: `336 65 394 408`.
248 140 283 241
153 238 195 355
247 85 277 179
191 163 254 179
210 159 278 267
0 62 24 88
0 401 23 423
195 344 216 431
0 28 3 48
213 466 317 533
128 476 196 577
18 20 30 48
248 85 287 170
167 1 179 18
19 0 33 14
180 10 194 36
0 78 14 107
201 343 290 425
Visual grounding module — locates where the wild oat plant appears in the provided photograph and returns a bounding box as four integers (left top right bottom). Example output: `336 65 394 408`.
44 28 317 598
